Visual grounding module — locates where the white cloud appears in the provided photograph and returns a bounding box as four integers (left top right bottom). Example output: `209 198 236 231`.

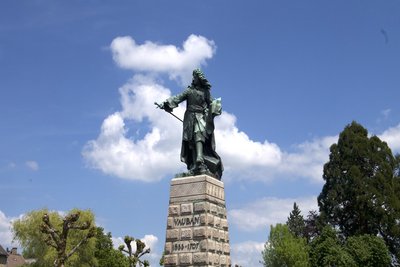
25 161 39 171
215 112 282 172
83 76 184 182
278 136 337 183
84 34 338 183
111 34 216 84
216 120 336 183
379 123 400 153
141 234 159 266
0 210 20 249
141 234 158 252
229 196 318 232
231 241 264 267
83 73 335 183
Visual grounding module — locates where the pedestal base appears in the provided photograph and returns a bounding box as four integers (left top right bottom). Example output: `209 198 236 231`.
164 175 231 267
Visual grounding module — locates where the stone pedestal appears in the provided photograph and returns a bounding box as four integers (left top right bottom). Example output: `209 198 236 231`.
164 175 231 267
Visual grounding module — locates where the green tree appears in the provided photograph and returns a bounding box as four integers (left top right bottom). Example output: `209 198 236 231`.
286 202 305 238
318 121 400 261
303 210 323 243
345 235 391 267
309 226 355 267
262 224 309 267
12 208 97 267
94 227 129 267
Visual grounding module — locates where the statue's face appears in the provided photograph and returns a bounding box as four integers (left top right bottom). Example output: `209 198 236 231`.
192 75 199 85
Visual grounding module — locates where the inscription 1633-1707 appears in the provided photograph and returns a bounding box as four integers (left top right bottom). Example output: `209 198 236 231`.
173 241 200 252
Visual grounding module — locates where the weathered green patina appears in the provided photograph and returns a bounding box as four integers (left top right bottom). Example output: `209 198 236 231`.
157 69 223 179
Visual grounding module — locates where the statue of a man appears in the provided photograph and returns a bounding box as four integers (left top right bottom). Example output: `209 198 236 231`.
158 69 223 179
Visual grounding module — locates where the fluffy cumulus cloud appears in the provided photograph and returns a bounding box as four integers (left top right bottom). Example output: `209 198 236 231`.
83 75 184 182
228 196 318 231
215 112 282 172
111 34 216 84
83 35 217 181
216 122 336 183
0 210 20 248
83 34 339 183
379 123 400 153
231 241 265 267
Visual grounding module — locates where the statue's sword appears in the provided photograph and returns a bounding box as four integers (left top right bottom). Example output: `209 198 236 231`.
154 102 183 123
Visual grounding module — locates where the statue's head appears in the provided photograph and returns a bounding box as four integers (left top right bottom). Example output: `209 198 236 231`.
192 68 211 90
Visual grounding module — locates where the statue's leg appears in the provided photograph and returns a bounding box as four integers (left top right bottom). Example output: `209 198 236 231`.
195 141 204 164
195 141 209 174
189 143 196 172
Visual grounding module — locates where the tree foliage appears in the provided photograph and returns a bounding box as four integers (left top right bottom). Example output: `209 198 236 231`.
262 224 309 267
345 234 391 267
309 226 355 267
318 121 400 261
303 210 323 243
12 208 97 267
94 227 129 267
286 202 305 238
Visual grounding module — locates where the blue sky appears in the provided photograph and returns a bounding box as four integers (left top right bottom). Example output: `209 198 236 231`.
1 1 400 266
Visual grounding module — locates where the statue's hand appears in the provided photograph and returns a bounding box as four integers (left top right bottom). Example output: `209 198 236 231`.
155 102 169 111
163 103 173 113
154 101 173 113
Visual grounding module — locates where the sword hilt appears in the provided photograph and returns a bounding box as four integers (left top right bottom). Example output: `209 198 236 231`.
154 102 163 109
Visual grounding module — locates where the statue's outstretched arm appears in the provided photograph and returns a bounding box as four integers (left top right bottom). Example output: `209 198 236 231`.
162 88 190 111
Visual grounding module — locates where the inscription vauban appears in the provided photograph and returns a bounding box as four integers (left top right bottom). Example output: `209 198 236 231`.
174 215 201 227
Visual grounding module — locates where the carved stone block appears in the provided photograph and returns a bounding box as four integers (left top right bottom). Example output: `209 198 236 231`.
180 228 192 239
169 205 180 216
223 243 230 255
221 218 228 229
165 242 173 254
164 255 177 266
181 203 193 214
166 229 179 241
179 253 192 265
164 175 230 266
193 226 207 238
214 216 221 227
193 252 207 264
194 201 209 212
220 255 227 266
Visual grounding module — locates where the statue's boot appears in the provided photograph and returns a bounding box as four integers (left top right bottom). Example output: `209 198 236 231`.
195 141 209 174
196 141 204 164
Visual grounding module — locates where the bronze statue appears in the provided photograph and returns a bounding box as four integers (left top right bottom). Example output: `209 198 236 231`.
156 69 223 179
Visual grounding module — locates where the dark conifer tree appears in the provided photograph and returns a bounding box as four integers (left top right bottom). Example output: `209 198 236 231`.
318 121 400 263
304 210 323 243
286 202 305 238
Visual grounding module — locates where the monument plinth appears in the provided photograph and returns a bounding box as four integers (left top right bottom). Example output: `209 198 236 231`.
164 175 231 267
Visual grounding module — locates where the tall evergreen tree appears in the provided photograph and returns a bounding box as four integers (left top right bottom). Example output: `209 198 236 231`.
286 202 305 238
318 121 400 262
